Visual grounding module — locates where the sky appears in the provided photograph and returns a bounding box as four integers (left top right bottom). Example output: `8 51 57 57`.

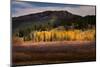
11 1 96 17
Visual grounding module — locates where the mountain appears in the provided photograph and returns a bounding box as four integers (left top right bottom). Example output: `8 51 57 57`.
12 11 81 22
12 11 96 32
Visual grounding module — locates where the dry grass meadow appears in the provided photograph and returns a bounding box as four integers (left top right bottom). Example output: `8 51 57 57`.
12 29 96 66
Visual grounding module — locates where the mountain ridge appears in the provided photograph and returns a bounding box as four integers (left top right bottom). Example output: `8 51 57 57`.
12 10 96 32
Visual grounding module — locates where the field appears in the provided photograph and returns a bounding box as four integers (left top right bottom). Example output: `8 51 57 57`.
32 29 95 42
12 2 96 66
13 29 96 44
12 41 96 66
12 29 96 66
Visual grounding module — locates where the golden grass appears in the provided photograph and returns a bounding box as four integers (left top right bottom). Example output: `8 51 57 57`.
12 29 95 44
32 29 95 42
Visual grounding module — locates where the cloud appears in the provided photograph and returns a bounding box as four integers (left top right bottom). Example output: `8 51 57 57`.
63 6 96 16
11 1 33 8
11 1 96 17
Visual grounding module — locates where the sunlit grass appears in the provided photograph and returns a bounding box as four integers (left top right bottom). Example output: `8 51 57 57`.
32 29 95 42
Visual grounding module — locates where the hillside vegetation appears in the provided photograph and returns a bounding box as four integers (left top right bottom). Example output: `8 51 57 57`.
12 11 96 44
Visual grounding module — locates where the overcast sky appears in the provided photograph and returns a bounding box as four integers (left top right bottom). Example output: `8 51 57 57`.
11 1 96 17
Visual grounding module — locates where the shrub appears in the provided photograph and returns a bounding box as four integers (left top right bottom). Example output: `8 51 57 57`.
12 36 23 46
32 29 95 42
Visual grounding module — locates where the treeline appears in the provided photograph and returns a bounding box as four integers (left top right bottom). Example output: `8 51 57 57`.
13 15 95 38
12 12 96 42
13 29 95 42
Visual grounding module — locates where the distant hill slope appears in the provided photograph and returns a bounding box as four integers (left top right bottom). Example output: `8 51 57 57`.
12 11 96 32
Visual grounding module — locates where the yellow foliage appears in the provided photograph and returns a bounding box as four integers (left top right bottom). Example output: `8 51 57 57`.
32 29 95 42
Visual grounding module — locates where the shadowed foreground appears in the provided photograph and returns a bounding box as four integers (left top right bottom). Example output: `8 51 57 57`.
12 41 96 66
